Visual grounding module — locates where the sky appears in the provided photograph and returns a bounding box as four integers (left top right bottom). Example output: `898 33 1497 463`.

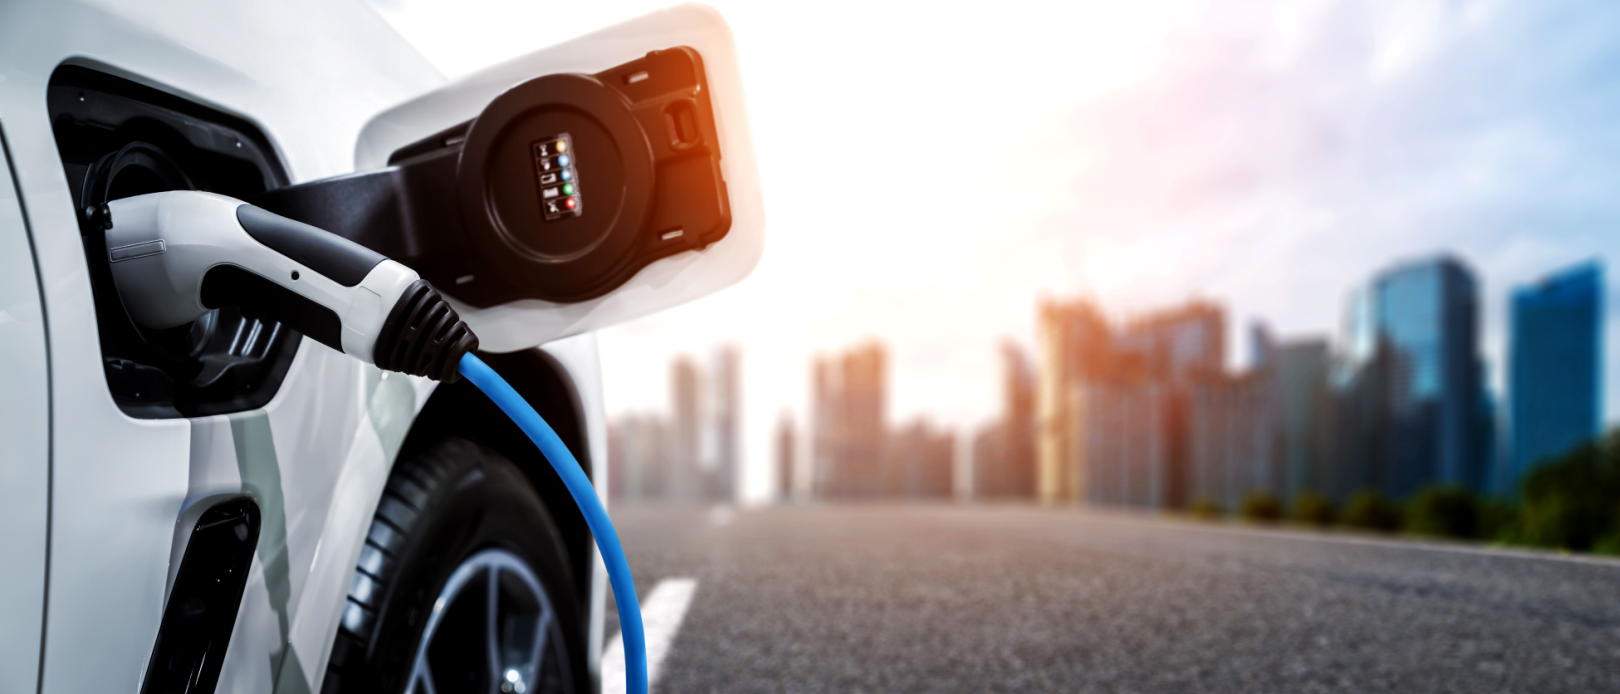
366 0 1620 502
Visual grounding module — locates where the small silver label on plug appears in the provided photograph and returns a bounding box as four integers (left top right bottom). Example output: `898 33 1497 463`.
109 239 166 262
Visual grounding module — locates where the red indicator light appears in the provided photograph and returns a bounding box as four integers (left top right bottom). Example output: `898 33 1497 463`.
565 198 577 210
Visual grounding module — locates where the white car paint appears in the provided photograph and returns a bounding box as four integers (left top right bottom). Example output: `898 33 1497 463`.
0 2 442 689
0 1 759 693
0 127 51 694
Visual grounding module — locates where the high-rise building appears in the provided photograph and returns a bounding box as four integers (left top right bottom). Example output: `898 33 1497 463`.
1035 299 1112 504
775 410 796 502
612 345 745 503
1081 380 1179 508
1187 369 1274 510
1509 261 1604 490
1325 287 1388 499
704 344 742 501
1117 300 1225 383
976 341 1037 498
811 341 889 498
1258 328 1333 502
607 415 669 501
1185 324 1332 509
1347 256 1490 497
1082 301 1223 509
971 425 1003 500
811 357 837 497
843 343 888 496
888 419 954 498
1034 298 1223 509
669 356 703 500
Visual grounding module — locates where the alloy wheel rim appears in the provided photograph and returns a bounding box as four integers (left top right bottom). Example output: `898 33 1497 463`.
406 548 571 694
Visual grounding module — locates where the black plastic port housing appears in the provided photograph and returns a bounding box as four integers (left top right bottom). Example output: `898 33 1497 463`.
254 47 732 306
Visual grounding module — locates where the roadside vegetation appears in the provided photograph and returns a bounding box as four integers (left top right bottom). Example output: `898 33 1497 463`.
1238 491 1283 522
1289 490 1336 527
1189 498 1224 521
1187 430 1620 556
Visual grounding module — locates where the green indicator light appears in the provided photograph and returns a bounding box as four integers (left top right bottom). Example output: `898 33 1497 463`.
562 183 575 195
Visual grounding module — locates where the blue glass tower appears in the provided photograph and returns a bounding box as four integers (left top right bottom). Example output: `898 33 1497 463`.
1508 261 1603 490
1357 256 1490 497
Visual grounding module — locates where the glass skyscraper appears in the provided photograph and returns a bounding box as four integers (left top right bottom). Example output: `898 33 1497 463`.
1508 261 1604 491
1353 256 1490 497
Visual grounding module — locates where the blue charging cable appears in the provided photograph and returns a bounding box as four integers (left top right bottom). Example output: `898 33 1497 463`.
458 352 647 694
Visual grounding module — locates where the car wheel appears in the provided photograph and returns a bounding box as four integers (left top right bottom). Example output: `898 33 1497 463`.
323 437 585 694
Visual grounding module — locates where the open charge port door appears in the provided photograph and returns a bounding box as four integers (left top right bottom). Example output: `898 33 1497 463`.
254 5 765 354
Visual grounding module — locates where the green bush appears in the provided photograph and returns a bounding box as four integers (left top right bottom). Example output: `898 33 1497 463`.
1404 486 1480 539
1189 498 1224 521
1505 433 1620 552
1341 489 1402 533
1290 490 1336 526
1593 533 1620 557
1477 498 1518 542
1239 491 1283 522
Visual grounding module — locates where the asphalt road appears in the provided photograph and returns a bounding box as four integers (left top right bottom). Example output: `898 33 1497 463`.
602 504 1620 693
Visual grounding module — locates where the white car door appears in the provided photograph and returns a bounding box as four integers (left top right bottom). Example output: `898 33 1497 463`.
0 125 51 694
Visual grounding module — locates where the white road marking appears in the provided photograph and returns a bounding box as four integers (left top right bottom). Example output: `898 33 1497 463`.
601 577 699 694
1019 509 1620 568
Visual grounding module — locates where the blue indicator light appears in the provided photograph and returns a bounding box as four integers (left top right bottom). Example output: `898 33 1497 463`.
558 154 570 167
561 169 573 181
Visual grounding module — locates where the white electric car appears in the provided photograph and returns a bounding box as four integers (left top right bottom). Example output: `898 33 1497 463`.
0 2 762 693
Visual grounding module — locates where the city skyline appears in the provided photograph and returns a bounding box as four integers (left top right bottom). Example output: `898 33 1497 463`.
1037 254 1599 507
613 254 1603 507
560 0 1620 504
609 344 744 502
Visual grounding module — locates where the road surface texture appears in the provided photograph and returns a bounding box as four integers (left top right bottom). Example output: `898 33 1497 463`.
602 504 1620 693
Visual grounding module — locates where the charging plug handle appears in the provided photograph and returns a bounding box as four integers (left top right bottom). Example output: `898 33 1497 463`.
105 191 477 381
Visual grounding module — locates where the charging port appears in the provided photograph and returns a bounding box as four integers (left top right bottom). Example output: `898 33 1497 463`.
49 65 295 418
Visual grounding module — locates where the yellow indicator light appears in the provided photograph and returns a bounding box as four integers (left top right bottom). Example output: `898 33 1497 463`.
555 140 567 153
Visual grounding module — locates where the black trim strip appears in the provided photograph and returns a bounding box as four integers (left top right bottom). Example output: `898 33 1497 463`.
139 498 262 694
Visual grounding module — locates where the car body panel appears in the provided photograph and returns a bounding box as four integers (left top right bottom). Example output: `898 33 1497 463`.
0 1 449 692
0 125 51 694
536 331 613 679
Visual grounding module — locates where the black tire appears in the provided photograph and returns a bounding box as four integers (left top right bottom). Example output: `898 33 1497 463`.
322 437 586 694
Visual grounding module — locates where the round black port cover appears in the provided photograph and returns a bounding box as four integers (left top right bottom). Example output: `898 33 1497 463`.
457 73 654 302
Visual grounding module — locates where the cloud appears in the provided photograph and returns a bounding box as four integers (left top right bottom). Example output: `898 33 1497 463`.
1005 0 1620 410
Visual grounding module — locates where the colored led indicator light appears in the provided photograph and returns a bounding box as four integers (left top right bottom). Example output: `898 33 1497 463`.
537 135 581 223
